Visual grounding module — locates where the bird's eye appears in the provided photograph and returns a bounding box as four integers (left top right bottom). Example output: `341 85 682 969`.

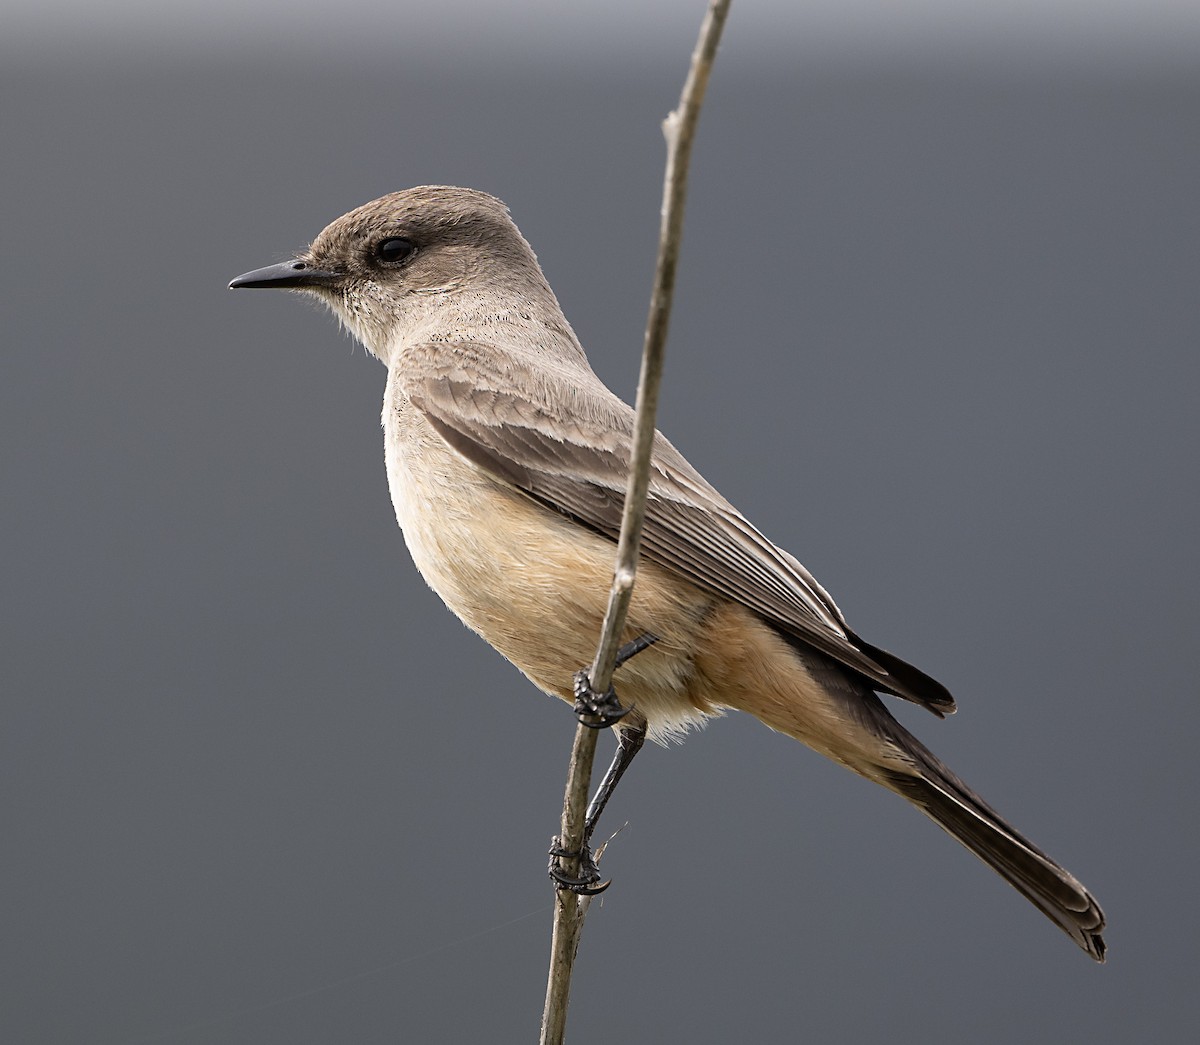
374 237 416 264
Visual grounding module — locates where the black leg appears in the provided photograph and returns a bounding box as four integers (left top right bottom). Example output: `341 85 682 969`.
549 633 656 893
584 721 647 841
547 721 649 894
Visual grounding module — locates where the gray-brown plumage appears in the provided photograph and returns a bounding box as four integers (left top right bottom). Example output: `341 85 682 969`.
230 185 1106 961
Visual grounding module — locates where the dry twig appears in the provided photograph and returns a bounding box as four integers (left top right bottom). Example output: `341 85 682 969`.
539 3 733 1041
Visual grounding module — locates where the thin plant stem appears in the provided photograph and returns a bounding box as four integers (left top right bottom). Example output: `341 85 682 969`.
538 3 733 1042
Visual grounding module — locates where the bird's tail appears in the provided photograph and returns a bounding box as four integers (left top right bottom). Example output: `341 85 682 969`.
873 709 1107 962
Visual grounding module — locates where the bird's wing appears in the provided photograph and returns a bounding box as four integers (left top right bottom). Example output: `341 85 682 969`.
399 341 954 715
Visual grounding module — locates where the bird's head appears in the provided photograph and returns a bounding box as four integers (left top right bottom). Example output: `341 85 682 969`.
230 186 551 363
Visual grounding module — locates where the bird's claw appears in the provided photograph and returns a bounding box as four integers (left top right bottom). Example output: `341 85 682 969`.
548 838 611 895
572 669 631 728
571 634 659 727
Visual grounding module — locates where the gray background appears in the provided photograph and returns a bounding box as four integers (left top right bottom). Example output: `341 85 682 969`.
3 2 1198 1042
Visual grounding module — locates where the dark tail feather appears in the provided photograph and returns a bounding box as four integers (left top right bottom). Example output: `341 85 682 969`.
877 714 1107 962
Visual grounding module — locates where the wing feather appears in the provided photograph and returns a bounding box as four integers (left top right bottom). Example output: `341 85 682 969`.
402 341 954 715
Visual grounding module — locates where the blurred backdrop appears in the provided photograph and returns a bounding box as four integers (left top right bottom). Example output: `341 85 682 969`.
3 2 1198 1042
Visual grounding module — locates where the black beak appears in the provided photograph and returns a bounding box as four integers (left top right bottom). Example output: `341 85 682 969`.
229 260 341 290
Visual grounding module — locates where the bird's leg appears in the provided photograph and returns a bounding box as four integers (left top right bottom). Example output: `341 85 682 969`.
548 721 649 894
583 719 646 841
550 634 656 894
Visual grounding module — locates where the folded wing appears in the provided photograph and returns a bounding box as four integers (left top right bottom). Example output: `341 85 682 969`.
400 341 955 716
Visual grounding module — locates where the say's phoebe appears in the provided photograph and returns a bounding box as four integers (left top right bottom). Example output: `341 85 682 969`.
230 186 1105 961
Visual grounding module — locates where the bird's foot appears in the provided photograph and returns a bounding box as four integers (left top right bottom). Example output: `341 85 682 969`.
571 633 658 728
548 838 611 896
572 671 630 728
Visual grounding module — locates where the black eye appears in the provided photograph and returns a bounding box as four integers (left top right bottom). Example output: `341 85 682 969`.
374 237 416 264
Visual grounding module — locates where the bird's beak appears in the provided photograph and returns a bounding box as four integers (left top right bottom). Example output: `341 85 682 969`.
228 259 341 290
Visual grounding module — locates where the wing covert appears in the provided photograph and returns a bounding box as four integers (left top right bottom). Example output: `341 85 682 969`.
400 341 955 715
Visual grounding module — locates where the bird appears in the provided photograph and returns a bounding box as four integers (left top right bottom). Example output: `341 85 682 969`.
230 185 1106 961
